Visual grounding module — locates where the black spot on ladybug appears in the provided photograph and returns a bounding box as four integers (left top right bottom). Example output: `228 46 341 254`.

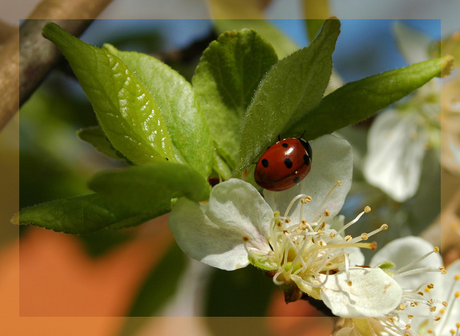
293 176 300 183
282 143 289 148
262 159 269 168
304 154 310 166
284 158 293 169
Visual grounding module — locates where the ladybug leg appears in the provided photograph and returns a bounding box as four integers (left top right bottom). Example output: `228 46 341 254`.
300 130 306 139
277 134 281 141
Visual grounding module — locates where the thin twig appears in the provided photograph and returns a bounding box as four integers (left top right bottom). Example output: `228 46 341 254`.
0 0 114 132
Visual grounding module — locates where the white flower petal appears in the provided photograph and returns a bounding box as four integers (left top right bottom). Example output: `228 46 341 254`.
321 268 402 317
439 260 460 330
370 236 443 289
168 179 273 271
265 134 353 221
363 110 427 202
344 247 365 268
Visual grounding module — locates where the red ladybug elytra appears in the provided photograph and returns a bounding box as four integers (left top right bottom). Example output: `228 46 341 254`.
254 137 312 191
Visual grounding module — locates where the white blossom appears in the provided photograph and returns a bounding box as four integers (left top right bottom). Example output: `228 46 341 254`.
363 22 440 202
330 237 447 336
169 135 378 301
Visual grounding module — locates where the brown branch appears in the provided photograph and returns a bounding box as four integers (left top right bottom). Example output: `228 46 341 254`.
19 19 94 107
0 0 114 132
0 20 17 44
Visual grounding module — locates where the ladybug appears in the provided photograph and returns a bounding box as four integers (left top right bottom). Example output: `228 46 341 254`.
254 137 312 191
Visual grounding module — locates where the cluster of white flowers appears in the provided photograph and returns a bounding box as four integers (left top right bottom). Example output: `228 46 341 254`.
168 135 454 336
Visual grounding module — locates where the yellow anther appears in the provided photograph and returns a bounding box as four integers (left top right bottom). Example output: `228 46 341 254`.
434 247 440 253
337 180 342 186
380 224 388 230
324 209 330 216
364 206 371 213
360 233 369 240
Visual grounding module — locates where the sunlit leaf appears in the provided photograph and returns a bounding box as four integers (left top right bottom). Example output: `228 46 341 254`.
235 18 340 177
193 29 278 169
42 23 176 165
214 20 299 59
104 44 214 177
286 55 454 139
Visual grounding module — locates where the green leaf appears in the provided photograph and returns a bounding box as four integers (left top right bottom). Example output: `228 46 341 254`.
193 29 278 169
235 18 340 177
42 23 176 165
77 126 121 160
87 162 211 214
121 242 186 321
12 194 155 234
286 55 455 139
214 20 299 59
306 20 326 42
104 44 213 178
212 149 232 181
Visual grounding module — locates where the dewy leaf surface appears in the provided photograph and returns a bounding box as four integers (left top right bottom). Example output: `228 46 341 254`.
12 194 156 234
104 44 213 178
193 29 278 169
42 23 176 165
235 18 340 177
87 162 211 213
286 55 454 139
